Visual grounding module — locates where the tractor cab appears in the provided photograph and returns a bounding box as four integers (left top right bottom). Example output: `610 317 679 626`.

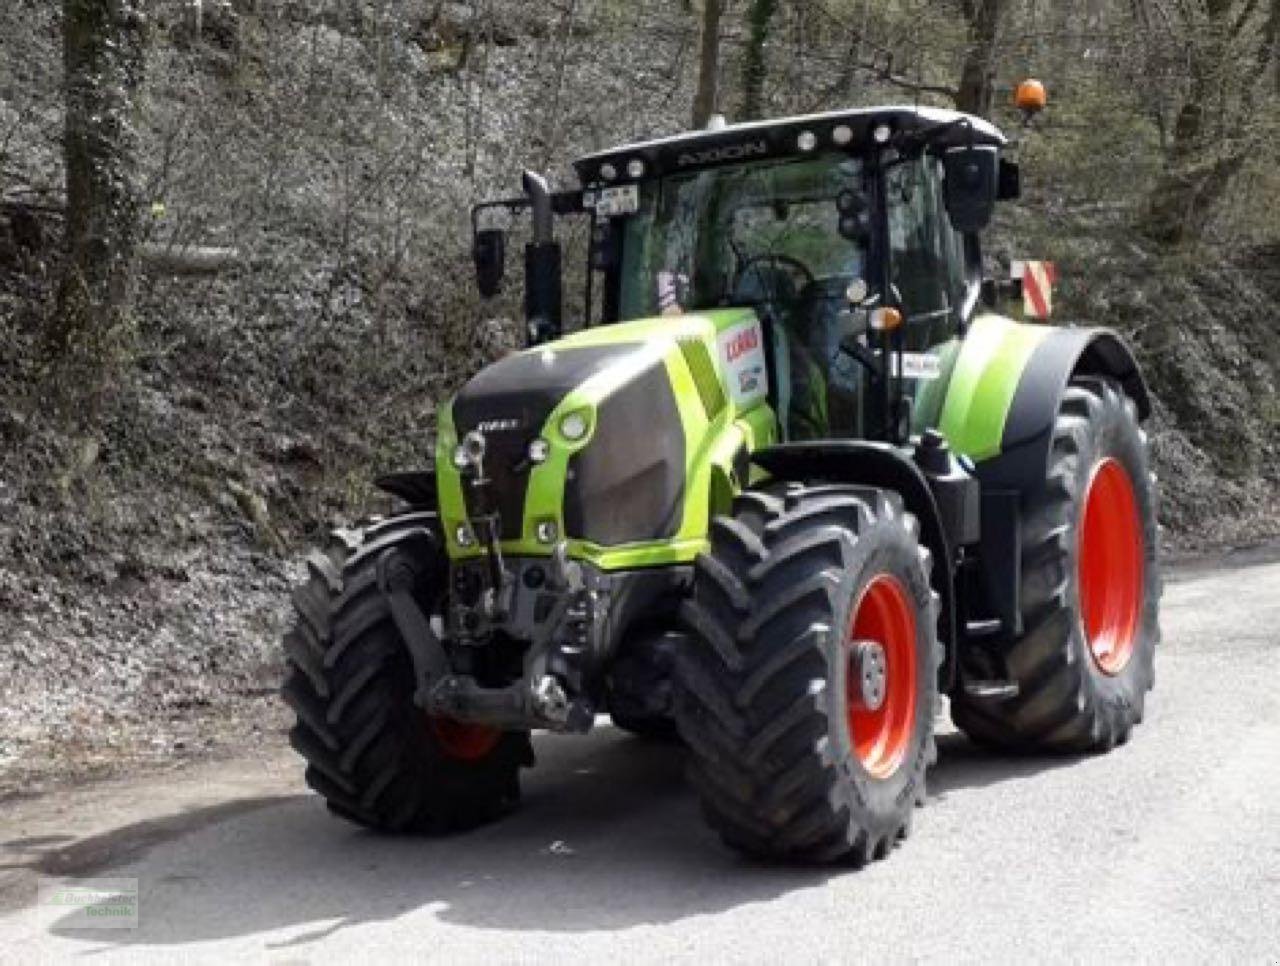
474 106 1016 446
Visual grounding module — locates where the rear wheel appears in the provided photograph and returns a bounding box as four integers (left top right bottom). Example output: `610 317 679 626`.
675 483 940 863
281 515 533 832
951 377 1161 752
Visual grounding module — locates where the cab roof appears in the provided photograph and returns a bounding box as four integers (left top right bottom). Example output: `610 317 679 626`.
573 106 1006 186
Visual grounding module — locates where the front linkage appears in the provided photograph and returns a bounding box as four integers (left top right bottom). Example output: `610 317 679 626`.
379 429 605 735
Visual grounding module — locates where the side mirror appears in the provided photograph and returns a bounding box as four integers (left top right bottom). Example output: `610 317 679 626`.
473 228 506 298
942 145 999 233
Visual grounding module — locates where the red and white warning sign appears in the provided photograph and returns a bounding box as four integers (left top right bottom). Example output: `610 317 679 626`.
1012 260 1057 320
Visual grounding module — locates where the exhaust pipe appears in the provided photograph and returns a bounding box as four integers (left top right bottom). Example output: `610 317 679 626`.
523 171 554 246
521 170 562 344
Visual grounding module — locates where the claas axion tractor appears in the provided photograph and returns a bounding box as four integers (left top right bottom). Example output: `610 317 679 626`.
282 94 1161 864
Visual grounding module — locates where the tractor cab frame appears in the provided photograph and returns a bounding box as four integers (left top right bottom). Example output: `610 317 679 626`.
473 106 1018 448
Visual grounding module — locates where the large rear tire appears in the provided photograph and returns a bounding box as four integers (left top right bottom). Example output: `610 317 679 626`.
951 377 1161 752
675 483 940 864
281 514 533 832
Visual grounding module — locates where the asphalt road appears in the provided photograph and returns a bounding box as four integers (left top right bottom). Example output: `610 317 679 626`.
3 552 1279 963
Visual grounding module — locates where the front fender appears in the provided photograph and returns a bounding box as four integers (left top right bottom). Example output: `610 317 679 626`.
753 441 958 691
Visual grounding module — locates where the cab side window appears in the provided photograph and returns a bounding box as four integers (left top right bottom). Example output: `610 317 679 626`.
887 159 949 317
938 171 972 313
886 157 970 346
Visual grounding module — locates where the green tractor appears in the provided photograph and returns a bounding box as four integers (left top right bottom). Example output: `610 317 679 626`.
282 104 1161 863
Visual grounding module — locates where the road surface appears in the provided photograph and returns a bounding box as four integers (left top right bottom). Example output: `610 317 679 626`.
3 551 1279 963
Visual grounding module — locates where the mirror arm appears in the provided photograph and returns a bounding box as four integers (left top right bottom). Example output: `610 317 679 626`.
523 171 554 244
469 190 585 234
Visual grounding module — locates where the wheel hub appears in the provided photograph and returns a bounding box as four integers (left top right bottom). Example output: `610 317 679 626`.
846 574 918 780
1078 457 1144 676
850 639 888 711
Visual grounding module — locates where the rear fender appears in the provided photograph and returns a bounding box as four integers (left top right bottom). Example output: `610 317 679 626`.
939 315 1152 633
949 322 1151 492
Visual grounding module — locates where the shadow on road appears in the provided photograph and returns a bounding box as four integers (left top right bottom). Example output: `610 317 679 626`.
38 725 1082 947
928 731 1084 797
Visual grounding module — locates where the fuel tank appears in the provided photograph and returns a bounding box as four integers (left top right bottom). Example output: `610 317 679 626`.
435 309 778 569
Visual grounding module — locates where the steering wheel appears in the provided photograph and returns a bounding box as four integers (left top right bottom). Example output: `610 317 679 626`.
733 253 816 303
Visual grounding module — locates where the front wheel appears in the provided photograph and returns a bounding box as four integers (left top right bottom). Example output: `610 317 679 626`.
675 483 940 864
281 515 534 833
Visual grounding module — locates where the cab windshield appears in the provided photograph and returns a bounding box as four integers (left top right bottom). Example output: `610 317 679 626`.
618 155 868 319
617 154 874 440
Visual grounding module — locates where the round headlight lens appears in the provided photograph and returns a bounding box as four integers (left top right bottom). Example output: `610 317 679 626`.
627 158 646 179
535 519 559 544
873 123 893 144
452 444 470 469
600 163 618 181
455 524 475 547
560 411 589 441
845 279 869 305
833 124 854 146
528 438 551 464
797 130 818 152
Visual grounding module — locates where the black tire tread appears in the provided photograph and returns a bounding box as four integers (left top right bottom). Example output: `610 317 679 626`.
952 377 1161 752
676 482 940 863
281 516 532 833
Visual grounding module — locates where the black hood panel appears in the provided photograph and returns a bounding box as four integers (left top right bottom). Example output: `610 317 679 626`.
453 343 643 434
452 343 643 539
564 354 685 546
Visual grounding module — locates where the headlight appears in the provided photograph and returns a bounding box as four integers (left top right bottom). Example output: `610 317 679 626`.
455 524 475 547
452 445 470 469
559 411 590 442
627 158 646 179
535 519 559 544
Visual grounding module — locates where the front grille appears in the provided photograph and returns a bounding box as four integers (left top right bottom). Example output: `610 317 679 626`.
450 343 647 543
458 429 530 541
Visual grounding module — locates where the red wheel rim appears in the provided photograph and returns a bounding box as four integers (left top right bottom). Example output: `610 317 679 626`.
846 574 918 779
1078 457 1144 675
427 716 502 761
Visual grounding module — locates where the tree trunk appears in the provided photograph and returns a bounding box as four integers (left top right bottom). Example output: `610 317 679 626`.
1143 152 1249 245
955 0 1006 117
1139 0 1270 245
1266 0 1280 94
51 0 147 374
692 0 723 128
740 0 778 121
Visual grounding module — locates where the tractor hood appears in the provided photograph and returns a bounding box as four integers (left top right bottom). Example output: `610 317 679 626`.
435 309 777 569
